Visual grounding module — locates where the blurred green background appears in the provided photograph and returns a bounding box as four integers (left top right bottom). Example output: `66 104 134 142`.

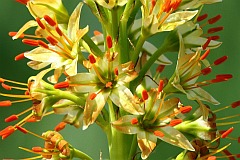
0 0 239 159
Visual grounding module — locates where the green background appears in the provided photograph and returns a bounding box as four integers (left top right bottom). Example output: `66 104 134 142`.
0 0 239 159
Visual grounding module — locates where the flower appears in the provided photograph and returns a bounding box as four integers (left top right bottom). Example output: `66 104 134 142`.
12 2 89 82
178 0 222 10
112 89 194 159
140 0 198 35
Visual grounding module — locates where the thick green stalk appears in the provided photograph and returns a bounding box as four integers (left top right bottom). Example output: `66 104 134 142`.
131 33 147 64
82 34 104 57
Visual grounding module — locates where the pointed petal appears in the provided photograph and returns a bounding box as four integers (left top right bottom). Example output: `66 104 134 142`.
110 85 144 115
13 20 38 39
83 91 110 129
158 126 195 151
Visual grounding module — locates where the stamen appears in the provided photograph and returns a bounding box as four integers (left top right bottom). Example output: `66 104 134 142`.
208 35 220 40
114 67 118 76
169 119 183 127
202 37 212 50
55 26 63 36
38 40 49 49
44 15 56 26
207 156 216 160
158 80 164 93
214 55 228 65
5 115 18 122
231 100 240 108
89 93 97 100
0 92 30 98
2 83 12 90
35 17 45 29
197 14 208 22
88 54 96 64
215 74 233 81
54 122 67 132
22 39 39 46
180 106 192 114
15 52 25 61
93 30 102 36
200 49 210 60
0 126 15 140
106 35 113 49
162 0 171 13
131 118 138 125
105 82 112 88
221 127 234 138
153 130 164 138
201 67 212 75
208 26 224 34
9 32 24 38
142 90 148 101
15 125 28 134
0 78 27 86
0 100 12 107
170 0 182 10
150 0 156 14
208 14 222 24
54 81 69 89
46 36 58 45
32 147 44 152
156 65 165 73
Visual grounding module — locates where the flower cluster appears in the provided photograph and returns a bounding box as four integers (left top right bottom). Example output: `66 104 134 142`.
1 0 239 159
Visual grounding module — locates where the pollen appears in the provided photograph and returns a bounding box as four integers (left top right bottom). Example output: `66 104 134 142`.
46 36 58 46
88 54 96 64
231 100 240 108
153 130 164 138
201 67 212 75
221 127 234 138
169 119 183 127
180 106 192 114
5 115 18 122
36 17 46 29
9 32 24 38
214 55 228 65
207 156 216 160
1 83 12 90
131 118 138 125
15 53 26 61
106 35 113 49
0 100 12 107
197 14 208 22
54 81 69 89
208 14 222 24
32 146 43 152
54 122 67 132
89 93 97 100
200 49 210 60
142 90 148 101
158 80 164 93
44 15 57 26
208 26 224 34
22 39 39 46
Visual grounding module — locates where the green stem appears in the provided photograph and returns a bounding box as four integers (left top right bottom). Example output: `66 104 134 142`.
72 148 93 160
130 41 170 91
110 7 119 41
82 34 104 57
131 33 148 64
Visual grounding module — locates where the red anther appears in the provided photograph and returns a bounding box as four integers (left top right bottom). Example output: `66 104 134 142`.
15 125 28 134
142 90 148 101
36 17 45 29
15 52 25 61
55 26 63 36
207 156 216 160
156 65 165 73
216 74 233 80
16 0 29 5
208 26 224 34
197 14 208 22
237 154 240 158
131 118 138 125
162 0 171 13
153 130 165 138
114 67 118 76
54 122 67 132
169 119 183 127
0 78 5 83
5 115 18 122
106 35 113 49
38 40 49 49
158 80 164 93
208 35 220 41
200 49 210 60
151 0 156 9
88 54 96 64
25 90 29 95
211 78 226 83
1 83 12 90
46 36 58 45
171 0 182 10
89 93 97 100
214 55 228 65
0 100 12 107
202 37 212 50
44 15 56 26
231 100 240 108
22 39 39 46
221 127 234 138
0 126 15 140
93 30 102 36
208 14 222 24
8 32 24 38
180 106 192 114
32 146 43 152
54 81 69 89
238 137 240 143
201 67 212 75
